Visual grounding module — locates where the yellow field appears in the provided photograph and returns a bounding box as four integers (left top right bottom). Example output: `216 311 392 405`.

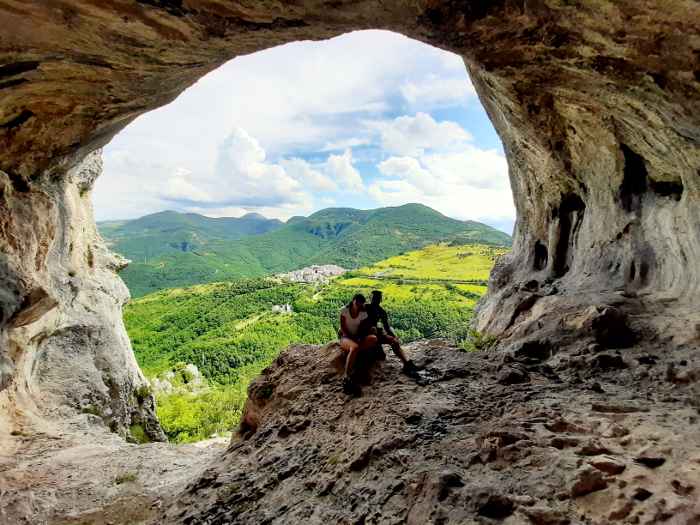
355 243 508 282
331 243 507 310
455 283 489 295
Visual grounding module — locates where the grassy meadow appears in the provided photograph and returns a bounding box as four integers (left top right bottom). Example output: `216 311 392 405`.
124 243 506 443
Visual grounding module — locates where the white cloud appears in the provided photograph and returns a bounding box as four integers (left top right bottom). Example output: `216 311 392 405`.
370 113 473 156
93 29 514 230
377 157 437 195
370 145 513 223
163 167 212 202
223 129 303 201
324 149 364 191
183 200 315 221
280 158 337 192
320 137 370 152
165 128 305 208
401 74 476 107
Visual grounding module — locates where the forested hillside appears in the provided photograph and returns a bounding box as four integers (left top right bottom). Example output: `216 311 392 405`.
101 204 511 297
99 210 283 261
125 243 506 443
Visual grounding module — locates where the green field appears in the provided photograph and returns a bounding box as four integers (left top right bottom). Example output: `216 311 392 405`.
125 243 506 443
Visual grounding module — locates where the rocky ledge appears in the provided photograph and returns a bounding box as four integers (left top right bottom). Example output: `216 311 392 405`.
166 332 700 524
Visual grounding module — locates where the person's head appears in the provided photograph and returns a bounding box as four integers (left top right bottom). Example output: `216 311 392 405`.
371 290 382 305
350 293 366 310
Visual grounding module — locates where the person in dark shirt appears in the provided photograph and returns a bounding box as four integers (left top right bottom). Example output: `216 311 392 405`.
363 290 419 376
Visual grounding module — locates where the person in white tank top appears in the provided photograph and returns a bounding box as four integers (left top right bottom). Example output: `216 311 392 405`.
338 293 378 396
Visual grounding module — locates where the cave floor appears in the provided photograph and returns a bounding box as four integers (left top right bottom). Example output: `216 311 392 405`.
1 328 699 524
0 417 226 524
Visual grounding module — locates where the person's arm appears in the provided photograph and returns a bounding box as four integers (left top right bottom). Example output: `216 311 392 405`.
340 311 351 338
380 308 396 338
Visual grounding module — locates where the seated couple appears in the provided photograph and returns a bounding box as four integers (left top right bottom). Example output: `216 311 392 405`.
338 290 419 396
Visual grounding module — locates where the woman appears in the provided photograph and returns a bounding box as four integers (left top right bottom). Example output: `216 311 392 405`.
339 293 377 396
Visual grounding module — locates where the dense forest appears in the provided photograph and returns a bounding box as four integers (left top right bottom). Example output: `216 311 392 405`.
124 243 508 443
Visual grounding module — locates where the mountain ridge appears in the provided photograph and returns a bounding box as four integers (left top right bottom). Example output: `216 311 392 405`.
99 204 511 297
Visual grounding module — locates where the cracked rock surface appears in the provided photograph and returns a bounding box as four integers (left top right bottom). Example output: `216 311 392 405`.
167 334 700 524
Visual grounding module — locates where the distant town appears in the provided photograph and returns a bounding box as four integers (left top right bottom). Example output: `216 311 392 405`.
279 264 346 284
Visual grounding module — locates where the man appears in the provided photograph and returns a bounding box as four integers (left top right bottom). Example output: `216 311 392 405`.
363 290 420 377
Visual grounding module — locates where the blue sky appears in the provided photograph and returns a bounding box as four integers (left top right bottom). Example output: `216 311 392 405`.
93 30 515 233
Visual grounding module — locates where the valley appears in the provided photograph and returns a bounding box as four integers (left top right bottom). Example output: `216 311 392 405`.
124 243 507 443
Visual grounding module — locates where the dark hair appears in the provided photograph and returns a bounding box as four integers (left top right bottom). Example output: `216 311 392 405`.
348 293 366 308
371 290 382 299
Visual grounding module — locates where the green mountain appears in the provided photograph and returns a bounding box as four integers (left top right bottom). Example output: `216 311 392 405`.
99 210 283 262
100 204 511 297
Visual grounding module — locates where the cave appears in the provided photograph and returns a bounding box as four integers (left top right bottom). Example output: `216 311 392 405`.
1 2 699 524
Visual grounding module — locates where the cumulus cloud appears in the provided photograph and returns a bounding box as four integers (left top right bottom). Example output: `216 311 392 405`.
369 146 513 224
400 74 477 107
370 113 473 156
280 157 337 192
324 149 364 191
161 128 305 209
93 30 514 230
377 157 437 195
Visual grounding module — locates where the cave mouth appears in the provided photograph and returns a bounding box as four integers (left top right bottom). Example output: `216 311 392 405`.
91 29 515 444
1 2 699 522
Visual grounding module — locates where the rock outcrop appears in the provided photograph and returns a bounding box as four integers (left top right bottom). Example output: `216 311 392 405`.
0 151 163 443
167 337 700 524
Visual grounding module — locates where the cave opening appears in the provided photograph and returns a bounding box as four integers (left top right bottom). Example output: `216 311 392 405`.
551 193 585 278
2 3 699 523
89 30 515 445
618 143 648 214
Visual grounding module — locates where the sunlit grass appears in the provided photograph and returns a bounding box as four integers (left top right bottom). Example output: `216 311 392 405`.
356 243 507 282
455 283 488 294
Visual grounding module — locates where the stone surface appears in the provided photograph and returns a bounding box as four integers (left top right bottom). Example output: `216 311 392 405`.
0 417 225 525
163 339 700 524
1 334 698 523
0 152 162 443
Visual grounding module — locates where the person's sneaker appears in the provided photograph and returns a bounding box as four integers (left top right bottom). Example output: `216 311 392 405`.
402 360 420 378
342 376 361 397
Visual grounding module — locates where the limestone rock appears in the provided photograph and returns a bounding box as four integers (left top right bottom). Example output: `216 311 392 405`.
590 456 626 475
0 2 698 523
161 338 700 524
570 466 608 498
0 152 162 442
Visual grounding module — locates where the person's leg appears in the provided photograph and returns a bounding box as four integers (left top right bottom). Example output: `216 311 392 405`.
384 334 409 364
379 333 419 375
340 337 359 378
358 334 378 351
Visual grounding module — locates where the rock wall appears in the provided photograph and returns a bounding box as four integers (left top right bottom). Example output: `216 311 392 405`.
0 1 698 439
0 151 163 441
